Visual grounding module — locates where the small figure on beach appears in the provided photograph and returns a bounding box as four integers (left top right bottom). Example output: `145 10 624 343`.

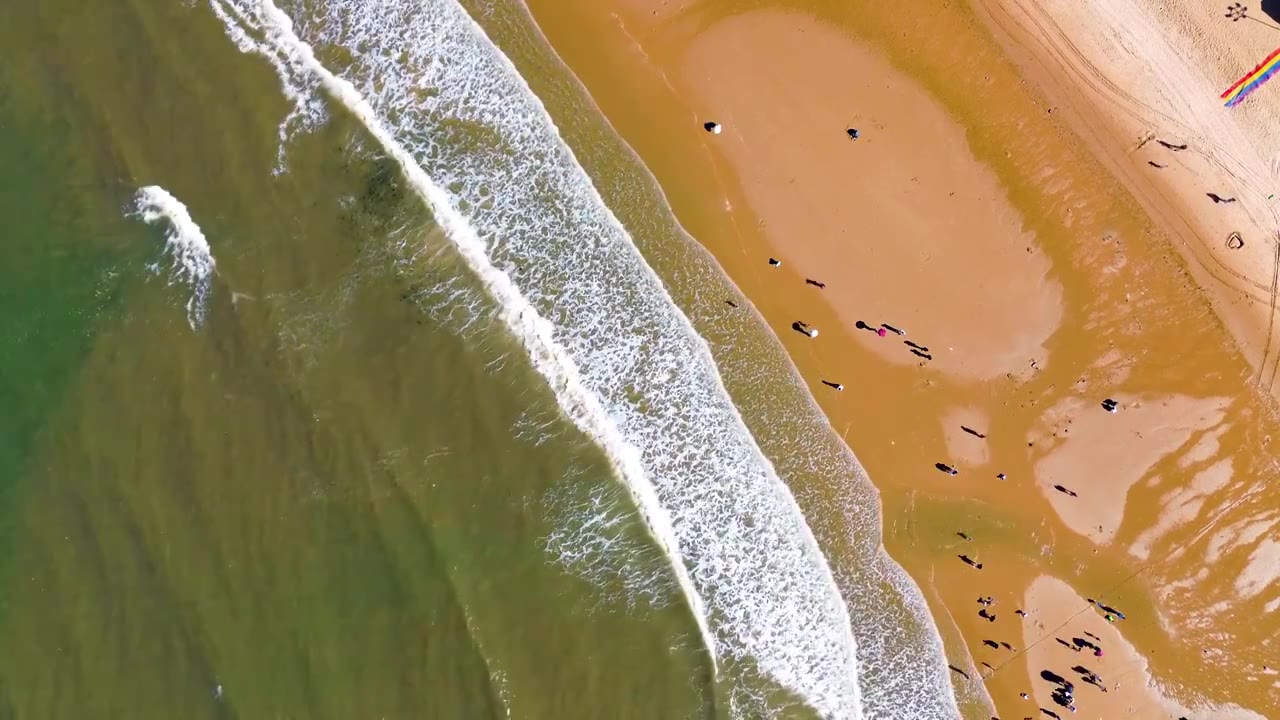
1016 609 1027 617
1148 161 1167 169
724 299 738 308
1157 139 1188 151
792 321 819 338
978 608 996 622
997 472 1008 480
847 128 860 140
768 257 782 267
960 554 984 570
911 349 933 361
1207 192 1237 204
806 278 827 288
978 596 994 606
855 320 879 334
962 425 987 439
957 531 973 541
822 380 844 391
881 323 905 336
936 462 959 476
1053 484 1079 498
704 121 722 134
983 639 1000 649
1101 398 1118 413
878 327 888 337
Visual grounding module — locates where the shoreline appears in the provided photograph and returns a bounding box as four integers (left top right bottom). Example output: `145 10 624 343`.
510 0 1280 717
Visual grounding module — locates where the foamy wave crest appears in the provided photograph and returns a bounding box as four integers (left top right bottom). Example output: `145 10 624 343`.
543 467 677 611
131 186 215 329
207 1 862 716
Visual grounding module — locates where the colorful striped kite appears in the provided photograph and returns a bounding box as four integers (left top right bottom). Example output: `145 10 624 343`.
1222 46 1280 107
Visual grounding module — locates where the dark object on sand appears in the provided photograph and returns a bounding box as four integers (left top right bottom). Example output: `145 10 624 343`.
1101 398 1118 413
1207 192 1237 204
1148 161 1166 168
881 323 904 335
704 121 721 134
948 664 971 680
936 462 959 476
1040 670 1067 684
962 425 987 439
978 608 996 622
905 339 929 352
847 128 860 140
821 380 844 391
806 278 826 288
792 321 818 338
911 349 933 360
1053 484 1079 498
724 300 738 308
1157 140 1188 151
960 554 984 570
768 257 782 267
983 639 1000 649
1227 232 1244 250
957 531 973 541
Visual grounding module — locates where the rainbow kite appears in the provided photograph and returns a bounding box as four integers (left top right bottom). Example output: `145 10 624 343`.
1222 46 1280 107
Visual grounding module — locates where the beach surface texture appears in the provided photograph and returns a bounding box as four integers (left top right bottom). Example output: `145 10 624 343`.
519 0 1280 716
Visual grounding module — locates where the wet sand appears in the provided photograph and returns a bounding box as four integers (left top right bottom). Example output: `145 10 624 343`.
520 0 1280 717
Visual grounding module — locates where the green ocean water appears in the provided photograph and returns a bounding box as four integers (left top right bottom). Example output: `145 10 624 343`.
0 1 715 717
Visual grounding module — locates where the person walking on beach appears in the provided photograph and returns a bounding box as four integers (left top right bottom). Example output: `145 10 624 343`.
936 462 959 476
806 278 826 288
768 257 782 267
822 380 844 391
792 321 819 338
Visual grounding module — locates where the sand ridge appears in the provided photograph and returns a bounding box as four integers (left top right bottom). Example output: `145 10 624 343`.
678 10 1064 382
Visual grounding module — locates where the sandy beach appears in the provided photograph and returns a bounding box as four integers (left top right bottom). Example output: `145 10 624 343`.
520 0 1280 716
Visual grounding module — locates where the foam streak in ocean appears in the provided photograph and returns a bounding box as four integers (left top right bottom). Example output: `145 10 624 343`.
131 186 215 329
207 0 861 716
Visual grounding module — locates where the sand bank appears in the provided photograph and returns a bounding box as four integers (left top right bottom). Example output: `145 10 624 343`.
678 11 1063 382
515 0 1280 716
1020 575 1268 720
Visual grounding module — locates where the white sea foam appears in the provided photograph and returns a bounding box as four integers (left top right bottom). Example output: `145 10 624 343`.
131 186 216 329
207 0 862 716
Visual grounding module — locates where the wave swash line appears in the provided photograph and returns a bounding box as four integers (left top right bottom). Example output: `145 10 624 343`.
207 0 861 716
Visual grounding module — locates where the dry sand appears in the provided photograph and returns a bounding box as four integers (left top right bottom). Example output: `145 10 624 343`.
515 0 1280 716
973 0 1280 390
